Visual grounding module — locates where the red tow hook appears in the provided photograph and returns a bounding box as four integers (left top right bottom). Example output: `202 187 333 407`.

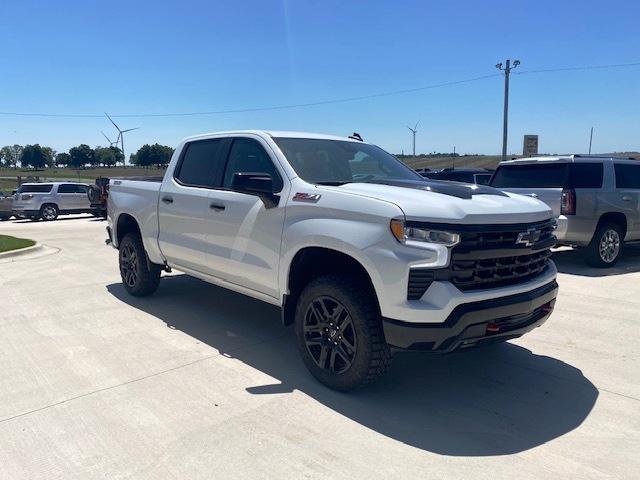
486 323 500 333
540 301 555 314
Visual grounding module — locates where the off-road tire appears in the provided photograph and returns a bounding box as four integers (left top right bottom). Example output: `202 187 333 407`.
119 233 161 296
585 222 624 268
295 274 393 391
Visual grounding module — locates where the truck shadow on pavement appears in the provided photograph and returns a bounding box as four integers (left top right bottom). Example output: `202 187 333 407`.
107 275 598 457
552 244 640 277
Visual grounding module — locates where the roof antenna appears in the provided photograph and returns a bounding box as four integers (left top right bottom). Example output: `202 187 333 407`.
348 132 363 141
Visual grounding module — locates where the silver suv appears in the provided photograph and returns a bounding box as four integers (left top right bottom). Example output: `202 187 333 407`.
12 182 93 221
491 155 640 267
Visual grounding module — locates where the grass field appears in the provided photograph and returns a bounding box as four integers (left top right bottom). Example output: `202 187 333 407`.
0 234 36 253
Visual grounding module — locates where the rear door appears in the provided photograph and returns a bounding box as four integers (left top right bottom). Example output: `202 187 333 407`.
157 138 229 273
613 163 640 240
56 184 78 211
491 163 568 216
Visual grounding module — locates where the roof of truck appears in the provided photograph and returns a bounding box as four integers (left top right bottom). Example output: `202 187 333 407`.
499 154 638 166
182 130 365 144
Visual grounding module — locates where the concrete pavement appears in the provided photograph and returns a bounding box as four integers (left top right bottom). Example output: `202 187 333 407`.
0 216 638 479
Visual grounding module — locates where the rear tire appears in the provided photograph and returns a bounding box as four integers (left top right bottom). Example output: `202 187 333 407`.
40 204 58 221
119 233 161 296
295 274 393 391
585 222 623 268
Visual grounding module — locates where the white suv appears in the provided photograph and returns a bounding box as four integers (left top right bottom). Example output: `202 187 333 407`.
13 182 93 221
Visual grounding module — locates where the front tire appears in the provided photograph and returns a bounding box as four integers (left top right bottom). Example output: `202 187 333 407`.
40 204 58 221
119 233 161 296
585 222 623 268
295 275 393 391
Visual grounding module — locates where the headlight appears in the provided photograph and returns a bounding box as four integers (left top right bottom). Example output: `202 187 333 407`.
390 219 460 247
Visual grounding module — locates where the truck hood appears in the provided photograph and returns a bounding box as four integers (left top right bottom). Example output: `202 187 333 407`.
325 179 552 224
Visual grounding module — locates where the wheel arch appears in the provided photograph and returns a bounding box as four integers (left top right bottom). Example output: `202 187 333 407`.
281 246 381 326
115 212 142 247
597 212 627 239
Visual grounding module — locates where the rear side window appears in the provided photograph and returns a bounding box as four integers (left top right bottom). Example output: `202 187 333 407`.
175 139 226 188
568 163 603 188
57 184 77 193
17 184 53 193
491 164 568 188
615 163 640 189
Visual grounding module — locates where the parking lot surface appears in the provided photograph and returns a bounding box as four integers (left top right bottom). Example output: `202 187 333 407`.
1 216 639 479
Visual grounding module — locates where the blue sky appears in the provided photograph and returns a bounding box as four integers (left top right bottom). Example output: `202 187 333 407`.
1 0 639 157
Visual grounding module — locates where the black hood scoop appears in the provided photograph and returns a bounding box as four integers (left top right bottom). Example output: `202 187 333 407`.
368 179 507 199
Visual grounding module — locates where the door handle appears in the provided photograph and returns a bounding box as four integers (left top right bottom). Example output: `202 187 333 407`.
622 196 632 202
210 202 225 211
161 196 173 204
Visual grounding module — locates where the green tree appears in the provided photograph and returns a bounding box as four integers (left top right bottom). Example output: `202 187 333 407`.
55 152 71 167
41 147 56 168
0 145 23 168
94 147 115 167
133 144 174 167
20 144 48 169
68 144 95 168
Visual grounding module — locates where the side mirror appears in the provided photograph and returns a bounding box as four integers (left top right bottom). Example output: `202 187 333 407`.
232 172 275 195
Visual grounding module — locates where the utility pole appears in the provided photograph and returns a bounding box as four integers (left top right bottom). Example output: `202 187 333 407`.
496 59 520 161
407 120 419 157
452 146 456 169
588 127 594 154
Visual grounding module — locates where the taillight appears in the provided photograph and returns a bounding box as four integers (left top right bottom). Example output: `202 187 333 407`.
561 189 576 215
21 194 34 200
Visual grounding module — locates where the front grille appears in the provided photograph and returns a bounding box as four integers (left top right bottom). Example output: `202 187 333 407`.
450 219 555 291
450 249 552 290
406 219 555 298
455 220 555 251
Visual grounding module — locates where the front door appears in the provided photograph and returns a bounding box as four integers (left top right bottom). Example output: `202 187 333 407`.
205 136 287 299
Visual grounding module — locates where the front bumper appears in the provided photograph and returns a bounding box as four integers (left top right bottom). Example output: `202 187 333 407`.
383 280 558 351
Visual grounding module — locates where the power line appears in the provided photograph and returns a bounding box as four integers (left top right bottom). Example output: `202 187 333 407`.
0 74 500 119
513 61 640 76
0 61 638 119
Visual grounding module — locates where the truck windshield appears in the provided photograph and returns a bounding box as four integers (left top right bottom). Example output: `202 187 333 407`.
273 138 423 185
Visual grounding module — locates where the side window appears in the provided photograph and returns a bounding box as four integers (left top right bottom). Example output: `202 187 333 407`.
223 138 282 190
175 139 226 188
568 163 603 188
75 185 89 194
615 164 640 189
57 184 76 193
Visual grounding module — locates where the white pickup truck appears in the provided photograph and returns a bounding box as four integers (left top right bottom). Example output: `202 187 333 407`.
107 130 558 390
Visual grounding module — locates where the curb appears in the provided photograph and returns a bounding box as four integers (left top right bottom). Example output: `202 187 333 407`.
0 243 42 259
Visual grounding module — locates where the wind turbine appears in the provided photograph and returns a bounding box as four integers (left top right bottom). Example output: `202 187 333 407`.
105 112 139 166
407 120 419 157
101 131 118 148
